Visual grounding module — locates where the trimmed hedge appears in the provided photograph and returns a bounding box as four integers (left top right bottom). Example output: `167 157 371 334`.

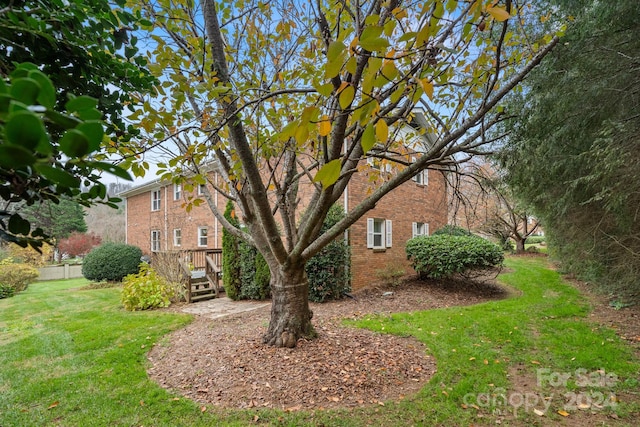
432 224 476 237
238 241 271 300
406 234 504 279
222 200 242 300
305 204 351 302
82 243 142 282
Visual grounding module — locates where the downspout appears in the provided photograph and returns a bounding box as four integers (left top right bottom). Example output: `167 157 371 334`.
164 185 168 251
214 172 219 248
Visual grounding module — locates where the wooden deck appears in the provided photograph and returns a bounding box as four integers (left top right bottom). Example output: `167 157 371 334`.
153 249 223 303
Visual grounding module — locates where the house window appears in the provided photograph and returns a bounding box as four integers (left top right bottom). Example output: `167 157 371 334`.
173 229 182 247
367 157 392 173
174 183 182 200
367 218 392 249
411 157 428 185
412 222 429 238
151 230 161 252
198 227 208 247
198 184 206 195
151 189 161 211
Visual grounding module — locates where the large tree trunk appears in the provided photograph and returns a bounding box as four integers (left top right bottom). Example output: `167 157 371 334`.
515 237 526 254
263 262 315 348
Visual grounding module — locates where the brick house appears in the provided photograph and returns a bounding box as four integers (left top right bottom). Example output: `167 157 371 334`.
121 119 448 291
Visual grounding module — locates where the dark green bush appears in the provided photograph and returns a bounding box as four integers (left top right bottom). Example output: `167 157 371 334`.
306 204 351 302
82 243 142 282
222 200 242 300
432 224 476 237
406 234 504 279
0 283 15 299
238 241 271 300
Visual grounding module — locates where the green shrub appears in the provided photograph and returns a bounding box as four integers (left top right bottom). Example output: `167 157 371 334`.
526 235 546 244
0 258 39 293
238 241 271 300
406 234 504 279
121 263 174 311
432 224 476 237
306 204 351 302
222 200 242 300
0 283 15 299
82 243 142 282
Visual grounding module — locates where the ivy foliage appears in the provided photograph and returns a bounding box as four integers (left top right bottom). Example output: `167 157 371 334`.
121 263 174 311
222 200 242 300
305 204 351 302
406 235 504 280
82 243 142 282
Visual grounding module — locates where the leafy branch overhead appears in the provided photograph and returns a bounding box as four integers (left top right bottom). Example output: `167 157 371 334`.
0 0 155 248
0 64 131 247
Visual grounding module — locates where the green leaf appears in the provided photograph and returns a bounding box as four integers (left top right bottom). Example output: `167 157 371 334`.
86 161 133 180
75 121 104 152
313 159 342 187
325 59 343 79
359 26 389 52
10 78 40 105
361 124 376 153
327 41 346 62
339 85 355 110
59 129 90 157
65 95 98 113
8 214 30 236
34 164 81 187
44 109 80 129
0 145 36 167
77 108 102 121
4 110 47 149
28 70 56 109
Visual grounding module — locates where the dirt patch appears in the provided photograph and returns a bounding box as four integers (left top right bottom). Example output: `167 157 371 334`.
147 276 508 410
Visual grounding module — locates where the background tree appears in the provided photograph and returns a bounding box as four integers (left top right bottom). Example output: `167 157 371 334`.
21 197 87 243
58 232 102 258
498 0 640 300
0 1 153 247
451 161 539 253
132 0 562 347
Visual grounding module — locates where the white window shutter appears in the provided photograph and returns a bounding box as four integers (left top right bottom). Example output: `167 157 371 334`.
411 157 417 182
423 169 429 185
412 222 418 238
367 218 374 248
385 219 392 247
425 223 430 236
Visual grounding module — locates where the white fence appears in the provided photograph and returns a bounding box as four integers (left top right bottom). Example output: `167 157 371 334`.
37 264 84 281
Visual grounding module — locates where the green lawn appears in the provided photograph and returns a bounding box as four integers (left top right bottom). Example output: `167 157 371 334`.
1 257 638 426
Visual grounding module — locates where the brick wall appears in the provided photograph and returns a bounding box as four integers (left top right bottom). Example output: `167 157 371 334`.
124 167 448 291
347 168 448 290
125 178 223 255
